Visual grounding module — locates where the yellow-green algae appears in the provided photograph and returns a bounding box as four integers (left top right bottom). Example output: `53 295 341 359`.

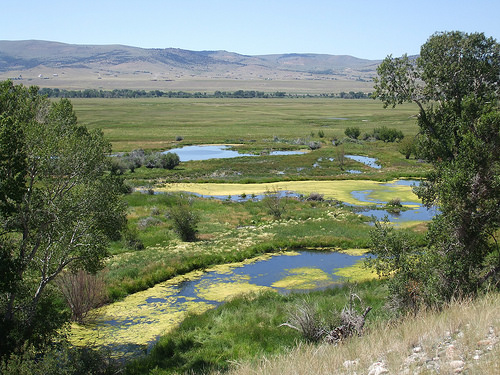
338 248 370 256
195 277 273 302
70 251 300 353
272 267 337 290
333 260 379 282
70 274 215 351
155 179 420 206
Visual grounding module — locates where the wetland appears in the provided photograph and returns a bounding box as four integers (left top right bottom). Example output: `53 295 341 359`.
65 98 434 370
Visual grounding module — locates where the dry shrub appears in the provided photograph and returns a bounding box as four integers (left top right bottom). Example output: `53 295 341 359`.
280 294 371 345
57 270 107 324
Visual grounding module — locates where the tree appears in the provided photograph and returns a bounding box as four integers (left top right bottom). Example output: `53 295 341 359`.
371 31 500 308
0 81 127 356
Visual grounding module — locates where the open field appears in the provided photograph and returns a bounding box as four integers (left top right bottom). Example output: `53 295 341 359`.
71 98 418 152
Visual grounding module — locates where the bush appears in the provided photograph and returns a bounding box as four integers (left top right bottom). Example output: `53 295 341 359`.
373 126 404 142
168 196 199 242
345 126 361 139
263 188 287 219
159 152 180 170
308 141 321 150
126 149 145 170
56 270 107 324
123 227 144 250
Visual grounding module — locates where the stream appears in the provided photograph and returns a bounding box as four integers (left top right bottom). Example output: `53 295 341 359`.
71 250 367 357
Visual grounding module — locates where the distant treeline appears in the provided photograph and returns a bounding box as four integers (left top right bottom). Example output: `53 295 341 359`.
38 88 372 99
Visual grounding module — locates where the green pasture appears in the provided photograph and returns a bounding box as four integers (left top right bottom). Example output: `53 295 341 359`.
71 98 419 152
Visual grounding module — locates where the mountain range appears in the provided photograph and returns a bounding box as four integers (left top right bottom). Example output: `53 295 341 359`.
0 40 381 93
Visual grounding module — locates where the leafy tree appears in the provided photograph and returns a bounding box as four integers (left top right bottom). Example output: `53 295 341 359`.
0 81 127 356
397 135 416 159
371 31 500 308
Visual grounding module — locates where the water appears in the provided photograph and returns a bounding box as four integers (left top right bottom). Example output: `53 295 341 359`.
191 190 302 202
75 251 364 356
345 155 381 169
350 180 438 223
164 145 304 162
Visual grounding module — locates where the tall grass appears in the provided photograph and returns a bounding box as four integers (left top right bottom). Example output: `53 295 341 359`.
221 292 500 375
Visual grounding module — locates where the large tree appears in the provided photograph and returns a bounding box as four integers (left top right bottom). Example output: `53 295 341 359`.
0 81 127 356
371 31 500 308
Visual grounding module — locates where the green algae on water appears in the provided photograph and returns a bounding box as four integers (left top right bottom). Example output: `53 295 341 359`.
272 267 337 290
333 259 378 282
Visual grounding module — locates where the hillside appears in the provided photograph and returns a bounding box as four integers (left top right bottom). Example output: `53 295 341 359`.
0 40 380 93
223 292 500 375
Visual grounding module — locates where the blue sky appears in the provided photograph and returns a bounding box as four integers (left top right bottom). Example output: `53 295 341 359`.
2 0 499 59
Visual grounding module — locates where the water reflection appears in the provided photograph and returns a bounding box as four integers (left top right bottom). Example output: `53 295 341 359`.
164 145 304 162
345 155 381 169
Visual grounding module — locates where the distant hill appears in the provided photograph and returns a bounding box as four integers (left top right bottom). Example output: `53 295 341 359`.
0 40 381 93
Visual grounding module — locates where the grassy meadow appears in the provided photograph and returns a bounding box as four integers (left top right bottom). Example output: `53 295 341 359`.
68 97 437 373
72 98 419 152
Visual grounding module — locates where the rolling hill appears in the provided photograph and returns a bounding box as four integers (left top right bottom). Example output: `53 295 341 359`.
0 40 381 93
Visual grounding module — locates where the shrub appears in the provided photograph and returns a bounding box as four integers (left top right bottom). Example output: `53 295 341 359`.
123 227 145 250
345 126 361 139
263 188 287 219
108 157 127 175
159 152 180 170
373 126 404 142
168 196 199 242
318 129 325 138
308 141 321 150
306 192 324 201
56 270 107 324
127 149 145 169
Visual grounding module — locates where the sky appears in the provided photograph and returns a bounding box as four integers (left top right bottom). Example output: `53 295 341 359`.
2 0 500 60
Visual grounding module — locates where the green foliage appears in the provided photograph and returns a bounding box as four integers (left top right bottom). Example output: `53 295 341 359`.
0 342 120 375
0 81 127 357
397 135 416 159
373 31 500 309
367 221 441 311
344 126 361 139
167 196 200 242
372 126 404 142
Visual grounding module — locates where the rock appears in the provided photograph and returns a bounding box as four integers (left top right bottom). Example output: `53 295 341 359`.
343 359 359 369
449 360 465 370
477 339 492 346
445 344 456 359
368 361 389 375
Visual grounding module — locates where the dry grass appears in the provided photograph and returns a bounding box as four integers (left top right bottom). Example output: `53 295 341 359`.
219 292 500 375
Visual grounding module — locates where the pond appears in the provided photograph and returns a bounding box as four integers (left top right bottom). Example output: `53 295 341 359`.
163 145 304 162
345 155 381 169
71 250 370 357
351 180 438 224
